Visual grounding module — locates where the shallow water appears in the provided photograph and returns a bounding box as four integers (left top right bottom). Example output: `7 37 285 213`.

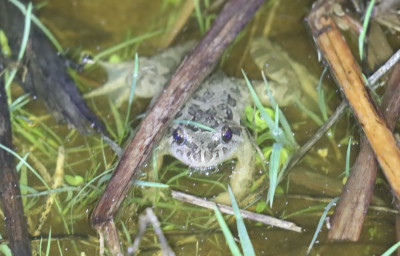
8 0 398 255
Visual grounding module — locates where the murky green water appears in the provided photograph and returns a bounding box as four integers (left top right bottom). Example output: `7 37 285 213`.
6 0 398 255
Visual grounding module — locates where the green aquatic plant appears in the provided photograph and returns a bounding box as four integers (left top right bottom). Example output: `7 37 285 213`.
0 30 12 57
3 2 32 101
317 67 329 122
173 119 216 132
382 241 400 256
307 197 339 255
242 70 297 149
214 204 243 256
125 53 139 130
8 0 63 52
267 143 282 207
359 0 375 60
92 31 162 62
229 186 255 256
193 0 215 35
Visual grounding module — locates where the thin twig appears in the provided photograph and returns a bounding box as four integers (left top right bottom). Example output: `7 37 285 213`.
171 190 302 233
127 208 175 256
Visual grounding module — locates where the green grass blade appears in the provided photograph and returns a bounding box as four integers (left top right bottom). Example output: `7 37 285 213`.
0 144 70 234
17 109 63 144
173 119 216 132
93 30 162 61
45 228 52 256
267 143 282 207
18 2 32 60
134 180 169 188
0 144 51 191
317 67 328 121
128 53 139 107
194 0 205 34
345 137 352 177
9 94 30 112
8 0 63 52
242 70 285 145
228 186 255 256
381 241 400 256
69 169 113 233
4 2 33 96
295 99 323 126
274 105 279 133
124 53 139 130
56 239 63 256
307 197 339 255
260 71 297 148
213 204 243 256
121 222 132 245
39 237 43 256
152 147 160 181
358 0 375 60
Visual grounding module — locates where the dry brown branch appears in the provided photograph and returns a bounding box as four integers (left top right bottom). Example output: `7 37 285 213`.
285 48 400 177
0 79 32 254
308 0 400 201
97 220 120 256
91 0 266 253
307 0 400 242
171 191 302 232
329 63 400 241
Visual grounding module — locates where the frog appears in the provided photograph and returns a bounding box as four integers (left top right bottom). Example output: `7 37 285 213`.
85 38 312 203
155 71 255 203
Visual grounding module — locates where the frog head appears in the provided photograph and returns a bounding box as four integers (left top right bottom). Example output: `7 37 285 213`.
167 122 243 170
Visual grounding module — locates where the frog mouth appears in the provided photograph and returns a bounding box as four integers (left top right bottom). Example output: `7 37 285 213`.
171 142 235 170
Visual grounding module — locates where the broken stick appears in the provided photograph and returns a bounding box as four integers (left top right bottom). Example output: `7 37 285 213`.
0 78 32 254
308 0 400 202
329 63 400 241
91 0 266 253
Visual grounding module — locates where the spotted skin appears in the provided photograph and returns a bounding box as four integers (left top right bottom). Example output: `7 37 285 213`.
153 40 303 204
91 38 306 204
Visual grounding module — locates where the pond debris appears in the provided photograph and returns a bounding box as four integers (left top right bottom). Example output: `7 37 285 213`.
307 0 400 242
127 208 175 256
33 146 65 236
172 190 302 233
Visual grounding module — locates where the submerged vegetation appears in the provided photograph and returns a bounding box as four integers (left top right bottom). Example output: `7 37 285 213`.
0 0 399 255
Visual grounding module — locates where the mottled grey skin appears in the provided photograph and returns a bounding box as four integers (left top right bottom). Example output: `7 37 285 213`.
85 42 195 106
157 71 253 203
164 71 249 168
153 40 303 203
87 38 306 203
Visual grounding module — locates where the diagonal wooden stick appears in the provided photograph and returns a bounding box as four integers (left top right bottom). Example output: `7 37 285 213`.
91 0 266 253
308 1 400 201
328 63 400 241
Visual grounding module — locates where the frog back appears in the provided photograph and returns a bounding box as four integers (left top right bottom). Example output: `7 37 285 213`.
165 71 250 169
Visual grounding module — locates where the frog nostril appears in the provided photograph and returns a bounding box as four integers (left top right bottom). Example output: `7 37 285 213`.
173 127 185 145
220 125 233 143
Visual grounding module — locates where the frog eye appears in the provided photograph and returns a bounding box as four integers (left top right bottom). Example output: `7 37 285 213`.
221 125 233 143
172 127 185 145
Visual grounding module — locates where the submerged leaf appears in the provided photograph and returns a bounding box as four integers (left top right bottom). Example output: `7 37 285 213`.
64 175 84 186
